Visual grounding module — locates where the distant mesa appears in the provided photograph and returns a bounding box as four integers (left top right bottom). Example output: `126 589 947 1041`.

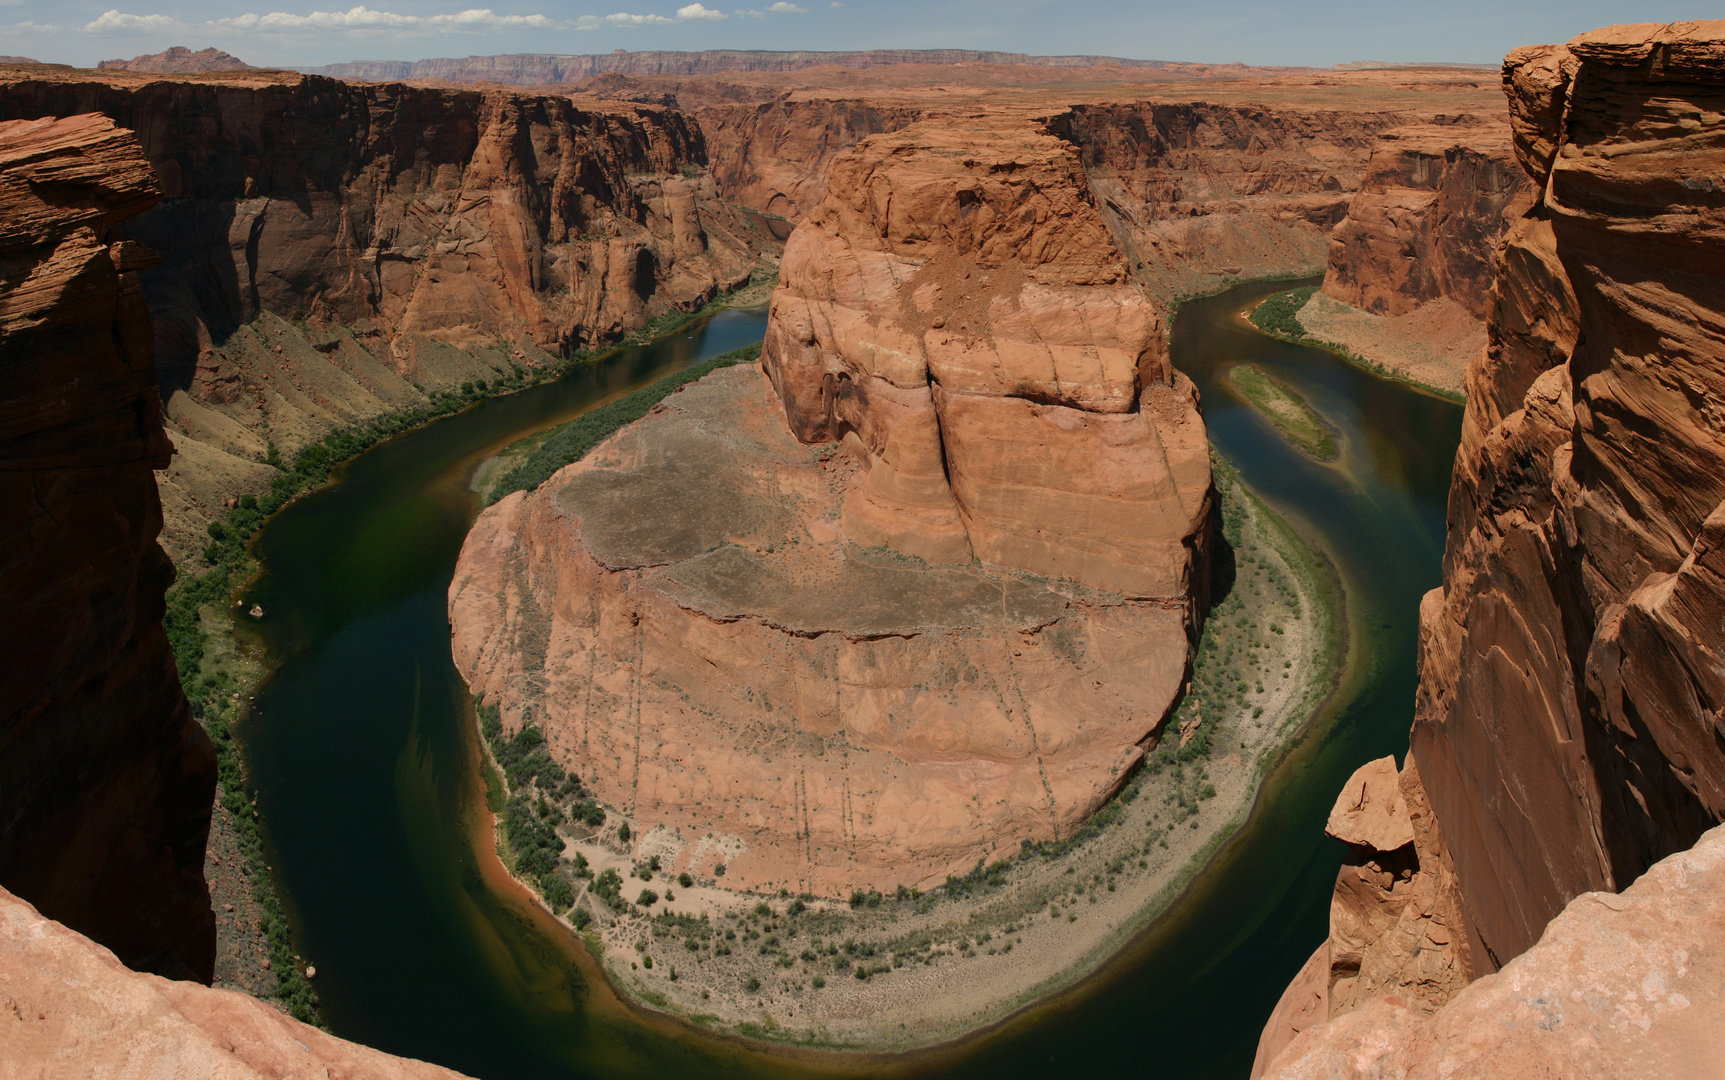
97 47 254 73
301 48 1316 85
0 57 42 66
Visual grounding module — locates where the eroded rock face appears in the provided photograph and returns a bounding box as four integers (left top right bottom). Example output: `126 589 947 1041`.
1415 18 1725 973
451 366 1193 894
1053 103 1400 299
1321 119 1532 320
1258 18 1725 1075
1261 822 1725 1079
0 114 215 980
761 115 1212 595
0 885 469 1079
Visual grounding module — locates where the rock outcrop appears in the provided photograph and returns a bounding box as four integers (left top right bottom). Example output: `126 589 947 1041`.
1258 18 1725 1075
0 885 470 1079
1262 821 1725 1080
450 114 1211 895
0 114 215 980
97 47 254 73
762 115 1212 592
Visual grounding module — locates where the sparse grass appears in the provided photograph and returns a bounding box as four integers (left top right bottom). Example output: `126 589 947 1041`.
1227 364 1338 460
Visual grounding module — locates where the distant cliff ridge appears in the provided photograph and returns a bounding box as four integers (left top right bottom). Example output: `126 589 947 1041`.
302 48 1306 85
98 47 254 73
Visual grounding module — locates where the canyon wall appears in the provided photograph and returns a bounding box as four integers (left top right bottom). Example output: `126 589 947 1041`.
0 885 470 1079
1321 118 1531 320
0 114 215 981
0 67 766 563
1051 103 1399 298
1258 19 1725 1075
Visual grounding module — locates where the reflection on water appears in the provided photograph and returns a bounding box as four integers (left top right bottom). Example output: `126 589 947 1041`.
236 282 1459 1079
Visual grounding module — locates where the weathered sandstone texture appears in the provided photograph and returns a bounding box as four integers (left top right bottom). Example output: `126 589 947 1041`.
0 114 215 980
1416 17 1725 971
1322 119 1531 320
762 116 1213 592
0 885 470 1080
1251 756 1473 1077
1286 118 1532 396
1262 821 1725 1079
452 116 1211 894
1258 18 1725 1075
0 67 766 564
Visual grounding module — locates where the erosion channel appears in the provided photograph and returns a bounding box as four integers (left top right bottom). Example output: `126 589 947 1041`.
231 279 1459 1078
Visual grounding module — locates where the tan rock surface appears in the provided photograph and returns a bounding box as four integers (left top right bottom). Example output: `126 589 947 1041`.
1325 756 1414 852
0 885 468 1080
1261 822 1725 1079
762 114 1212 595
451 364 1193 894
0 113 215 982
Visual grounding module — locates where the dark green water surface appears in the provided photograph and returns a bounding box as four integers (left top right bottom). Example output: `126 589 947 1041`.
235 281 1460 1079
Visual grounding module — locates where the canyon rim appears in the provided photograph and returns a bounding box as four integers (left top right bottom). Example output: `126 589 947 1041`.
3 17 1725 1080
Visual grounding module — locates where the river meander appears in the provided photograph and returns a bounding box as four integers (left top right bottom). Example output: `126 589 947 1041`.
234 278 1460 1079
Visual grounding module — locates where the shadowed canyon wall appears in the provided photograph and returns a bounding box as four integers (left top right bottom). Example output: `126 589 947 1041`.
0 66 767 563
0 113 215 983
1258 19 1725 1076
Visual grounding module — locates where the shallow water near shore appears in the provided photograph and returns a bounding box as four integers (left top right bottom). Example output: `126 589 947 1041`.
234 279 1459 1079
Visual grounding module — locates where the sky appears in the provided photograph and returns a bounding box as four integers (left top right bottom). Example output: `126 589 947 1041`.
0 1 1705 70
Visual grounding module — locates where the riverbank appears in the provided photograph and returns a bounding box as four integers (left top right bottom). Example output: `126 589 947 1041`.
163 281 776 1017
476 444 1346 1051
1246 286 1469 403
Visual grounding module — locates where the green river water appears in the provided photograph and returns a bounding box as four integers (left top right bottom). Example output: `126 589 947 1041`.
233 280 1461 1079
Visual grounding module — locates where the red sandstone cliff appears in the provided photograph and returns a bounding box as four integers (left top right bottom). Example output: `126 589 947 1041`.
0 67 767 563
1257 19 1725 1075
0 113 215 980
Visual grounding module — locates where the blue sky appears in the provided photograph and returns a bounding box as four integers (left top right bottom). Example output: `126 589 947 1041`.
0 1 1702 70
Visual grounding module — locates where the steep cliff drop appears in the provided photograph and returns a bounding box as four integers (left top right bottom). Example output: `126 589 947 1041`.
0 113 215 983
1293 118 1533 395
0 65 770 566
449 113 1211 896
1258 20 1725 1075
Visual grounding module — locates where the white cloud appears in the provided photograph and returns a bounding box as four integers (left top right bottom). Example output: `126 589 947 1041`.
829 1 842 7
6 18 57 30
768 1 806 10
602 10 676 24
84 9 180 31
75 3 742 37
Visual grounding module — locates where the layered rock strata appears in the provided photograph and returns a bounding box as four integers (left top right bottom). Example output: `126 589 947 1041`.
0 114 215 980
452 116 1211 893
762 116 1212 593
0 885 469 1079
1053 103 1401 298
1288 117 1533 395
0 67 765 563
1259 18 1725 1074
